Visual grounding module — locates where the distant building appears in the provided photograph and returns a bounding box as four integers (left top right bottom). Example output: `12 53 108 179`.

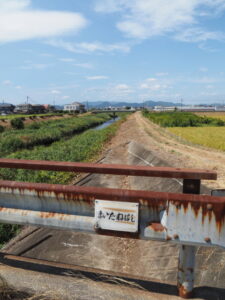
153 106 177 112
43 104 56 112
14 104 46 114
181 106 215 112
64 102 85 113
0 103 15 114
153 105 217 112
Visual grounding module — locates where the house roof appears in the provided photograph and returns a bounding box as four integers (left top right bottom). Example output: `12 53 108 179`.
66 102 84 106
0 103 14 107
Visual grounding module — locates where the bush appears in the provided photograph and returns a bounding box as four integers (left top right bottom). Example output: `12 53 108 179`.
10 118 24 129
1 137 24 153
0 125 4 133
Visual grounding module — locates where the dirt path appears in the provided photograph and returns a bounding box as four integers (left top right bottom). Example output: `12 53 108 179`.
106 111 225 190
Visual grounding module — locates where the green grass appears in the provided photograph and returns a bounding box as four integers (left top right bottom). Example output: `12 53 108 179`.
0 119 121 184
142 110 225 127
0 112 63 120
0 116 125 245
0 114 111 156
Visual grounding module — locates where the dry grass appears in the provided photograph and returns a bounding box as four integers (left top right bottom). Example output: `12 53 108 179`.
195 112 225 121
0 275 64 300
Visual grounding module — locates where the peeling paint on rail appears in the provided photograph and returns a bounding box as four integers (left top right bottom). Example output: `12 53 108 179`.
0 180 225 248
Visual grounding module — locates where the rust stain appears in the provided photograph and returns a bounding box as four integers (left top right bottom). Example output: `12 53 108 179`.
0 158 217 179
148 222 165 232
204 237 211 243
178 284 193 299
0 177 225 233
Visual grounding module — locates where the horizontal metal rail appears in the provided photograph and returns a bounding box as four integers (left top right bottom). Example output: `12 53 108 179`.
0 179 224 248
0 160 222 298
0 158 217 180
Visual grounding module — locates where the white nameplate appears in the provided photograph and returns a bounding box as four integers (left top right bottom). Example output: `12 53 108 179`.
95 200 139 232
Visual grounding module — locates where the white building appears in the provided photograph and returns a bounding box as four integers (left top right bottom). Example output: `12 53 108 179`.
64 102 85 113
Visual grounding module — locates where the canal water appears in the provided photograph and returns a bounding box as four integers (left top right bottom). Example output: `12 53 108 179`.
94 117 119 130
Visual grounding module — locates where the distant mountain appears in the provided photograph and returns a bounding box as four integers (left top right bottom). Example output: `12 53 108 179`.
55 105 64 110
82 100 180 109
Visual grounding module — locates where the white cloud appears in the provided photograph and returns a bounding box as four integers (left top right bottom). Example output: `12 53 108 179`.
115 84 130 90
59 58 75 62
174 27 225 42
114 84 133 93
21 63 50 70
86 76 108 80
198 43 220 52
40 53 53 57
15 85 22 89
74 63 93 69
51 90 61 95
0 0 87 43
47 40 130 53
140 77 169 91
190 77 218 83
156 72 169 77
2 80 12 86
95 0 225 42
62 95 70 100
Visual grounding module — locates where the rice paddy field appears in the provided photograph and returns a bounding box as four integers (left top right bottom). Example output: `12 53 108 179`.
168 126 225 151
195 112 225 121
143 110 225 151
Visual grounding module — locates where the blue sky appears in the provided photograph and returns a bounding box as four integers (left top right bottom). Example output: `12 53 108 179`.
1 0 225 105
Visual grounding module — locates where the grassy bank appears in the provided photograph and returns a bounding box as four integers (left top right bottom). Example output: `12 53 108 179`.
0 114 111 156
0 112 64 120
0 116 125 245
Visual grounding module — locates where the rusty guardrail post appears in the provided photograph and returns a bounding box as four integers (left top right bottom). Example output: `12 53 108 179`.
178 179 200 298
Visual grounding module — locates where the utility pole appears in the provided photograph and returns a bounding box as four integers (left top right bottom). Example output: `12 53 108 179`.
180 98 183 111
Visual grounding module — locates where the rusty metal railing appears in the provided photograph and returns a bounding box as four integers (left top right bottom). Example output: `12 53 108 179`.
0 158 223 298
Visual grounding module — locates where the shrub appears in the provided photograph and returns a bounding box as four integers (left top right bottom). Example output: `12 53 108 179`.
10 118 24 129
0 125 4 133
